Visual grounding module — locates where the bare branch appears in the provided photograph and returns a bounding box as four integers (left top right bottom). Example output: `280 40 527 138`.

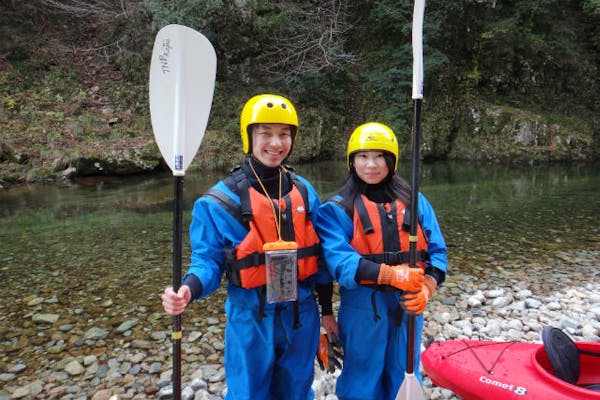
257 0 357 82
38 0 136 23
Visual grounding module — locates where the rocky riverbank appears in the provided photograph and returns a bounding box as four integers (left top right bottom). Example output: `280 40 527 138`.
1 249 598 400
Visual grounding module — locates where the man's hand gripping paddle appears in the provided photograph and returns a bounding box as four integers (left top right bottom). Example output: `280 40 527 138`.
149 24 216 400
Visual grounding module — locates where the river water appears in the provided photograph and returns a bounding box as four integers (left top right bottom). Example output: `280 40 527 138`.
1 160 599 310
0 160 599 396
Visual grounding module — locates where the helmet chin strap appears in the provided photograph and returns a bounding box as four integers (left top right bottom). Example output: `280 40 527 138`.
248 155 281 175
248 156 284 240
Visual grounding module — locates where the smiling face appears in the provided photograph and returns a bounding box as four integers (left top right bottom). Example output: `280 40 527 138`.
352 151 389 184
251 123 293 168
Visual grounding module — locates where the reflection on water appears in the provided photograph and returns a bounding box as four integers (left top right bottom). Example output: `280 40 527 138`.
1 161 599 308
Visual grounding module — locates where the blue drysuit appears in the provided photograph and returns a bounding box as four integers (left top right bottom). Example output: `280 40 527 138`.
184 174 330 400
315 192 448 400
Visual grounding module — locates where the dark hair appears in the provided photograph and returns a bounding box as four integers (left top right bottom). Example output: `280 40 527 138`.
389 175 412 206
342 154 412 206
337 173 412 207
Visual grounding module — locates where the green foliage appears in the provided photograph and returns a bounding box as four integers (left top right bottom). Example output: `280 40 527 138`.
426 0 599 116
582 0 600 68
584 0 600 12
369 0 413 37
145 0 224 32
1 0 598 184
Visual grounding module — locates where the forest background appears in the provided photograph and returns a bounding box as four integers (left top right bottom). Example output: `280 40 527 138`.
0 0 599 185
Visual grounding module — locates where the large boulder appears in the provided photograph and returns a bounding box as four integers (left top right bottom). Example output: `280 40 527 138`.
423 101 595 162
63 139 165 177
0 141 13 162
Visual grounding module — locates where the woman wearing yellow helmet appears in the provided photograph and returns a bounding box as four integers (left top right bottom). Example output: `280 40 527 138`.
162 94 338 400
315 122 448 400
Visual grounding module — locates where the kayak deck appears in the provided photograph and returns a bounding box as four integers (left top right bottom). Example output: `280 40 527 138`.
422 339 600 400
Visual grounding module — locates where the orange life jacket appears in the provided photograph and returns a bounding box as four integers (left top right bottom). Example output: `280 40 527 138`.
349 194 429 286
209 169 320 289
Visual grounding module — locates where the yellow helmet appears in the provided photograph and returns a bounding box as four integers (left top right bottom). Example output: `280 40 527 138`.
347 122 399 170
240 94 299 154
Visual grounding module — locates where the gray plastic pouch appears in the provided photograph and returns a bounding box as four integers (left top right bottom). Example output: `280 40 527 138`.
263 240 298 303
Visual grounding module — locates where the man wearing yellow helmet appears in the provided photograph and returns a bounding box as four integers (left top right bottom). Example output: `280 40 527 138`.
162 94 338 399
315 122 448 400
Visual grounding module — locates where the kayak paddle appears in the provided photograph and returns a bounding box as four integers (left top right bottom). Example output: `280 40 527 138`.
149 24 217 400
396 1 425 400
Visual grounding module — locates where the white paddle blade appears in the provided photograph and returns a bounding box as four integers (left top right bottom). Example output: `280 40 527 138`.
412 0 425 100
395 372 425 400
149 24 217 176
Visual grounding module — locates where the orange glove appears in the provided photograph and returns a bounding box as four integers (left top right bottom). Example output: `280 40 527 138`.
377 264 424 292
401 275 437 315
316 333 343 373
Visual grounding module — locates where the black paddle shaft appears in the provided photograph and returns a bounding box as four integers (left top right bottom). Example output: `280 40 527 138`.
406 98 422 375
172 176 184 400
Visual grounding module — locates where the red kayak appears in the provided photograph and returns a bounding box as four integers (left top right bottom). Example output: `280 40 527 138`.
422 327 600 400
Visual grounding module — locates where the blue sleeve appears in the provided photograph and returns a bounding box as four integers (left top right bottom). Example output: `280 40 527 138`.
296 174 321 213
314 197 363 290
297 175 333 286
418 192 448 278
184 181 248 300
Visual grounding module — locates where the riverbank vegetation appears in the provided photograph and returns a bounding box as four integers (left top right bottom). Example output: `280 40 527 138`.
1 0 599 185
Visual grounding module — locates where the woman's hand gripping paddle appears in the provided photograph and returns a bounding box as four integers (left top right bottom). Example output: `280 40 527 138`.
149 24 216 400
396 1 425 400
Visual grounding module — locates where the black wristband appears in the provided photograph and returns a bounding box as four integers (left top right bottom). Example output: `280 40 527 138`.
425 266 446 286
181 274 203 302
355 258 381 283
315 282 333 315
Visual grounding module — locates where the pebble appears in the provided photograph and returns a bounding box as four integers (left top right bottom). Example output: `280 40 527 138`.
0 250 598 400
